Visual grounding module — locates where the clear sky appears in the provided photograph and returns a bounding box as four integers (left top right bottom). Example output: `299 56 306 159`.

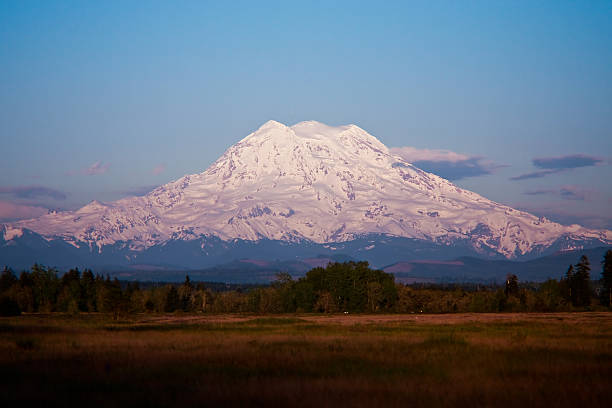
1 0 611 228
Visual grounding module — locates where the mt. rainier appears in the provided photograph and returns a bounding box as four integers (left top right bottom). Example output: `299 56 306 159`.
1 120 610 270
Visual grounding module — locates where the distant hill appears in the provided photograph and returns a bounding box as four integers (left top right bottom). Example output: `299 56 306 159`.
383 246 612 283
105 255 357 283
79 247 611 284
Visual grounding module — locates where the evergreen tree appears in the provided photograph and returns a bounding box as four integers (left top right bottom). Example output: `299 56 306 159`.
165 285 180 313
573 255 591 307
0 266 17 293
124 281 142 313
30 264 59 312
178 275 193 311
0 267 17 293
563 264 576 305
601 250 612 307
80 269 96 312
93 274 106 312
96 275 114 313
17 271 35 312
58 268 83 313
108 278 124 320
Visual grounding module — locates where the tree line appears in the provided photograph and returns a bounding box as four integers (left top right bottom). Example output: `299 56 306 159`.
1 251 611 317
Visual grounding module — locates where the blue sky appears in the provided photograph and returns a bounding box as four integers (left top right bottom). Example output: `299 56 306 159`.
1 0 611 227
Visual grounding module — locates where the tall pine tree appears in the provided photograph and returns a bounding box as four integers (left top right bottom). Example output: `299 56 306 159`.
601 250 612 307
165 285 180 313
574 255 591 307
563 264 576 305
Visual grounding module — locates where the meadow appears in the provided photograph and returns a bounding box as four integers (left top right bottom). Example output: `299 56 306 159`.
1 312 611 407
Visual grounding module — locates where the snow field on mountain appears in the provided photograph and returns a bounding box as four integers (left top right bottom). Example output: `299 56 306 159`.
6 120 610 258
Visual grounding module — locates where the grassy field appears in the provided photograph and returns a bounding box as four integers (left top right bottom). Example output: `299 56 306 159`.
1 313 611 407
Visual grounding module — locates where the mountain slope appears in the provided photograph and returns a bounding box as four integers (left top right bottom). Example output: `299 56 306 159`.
2 120 610 269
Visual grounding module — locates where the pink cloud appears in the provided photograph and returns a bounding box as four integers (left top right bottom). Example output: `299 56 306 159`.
152 163 166 175
85 161 110 175
390 146 470 163
0 200 48 222
390 146 505 180
66 161 110 176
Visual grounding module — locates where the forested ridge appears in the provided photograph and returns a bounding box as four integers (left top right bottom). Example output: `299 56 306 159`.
1 251 611 317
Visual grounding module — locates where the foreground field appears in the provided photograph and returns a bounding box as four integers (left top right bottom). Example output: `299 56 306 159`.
1 313 611 407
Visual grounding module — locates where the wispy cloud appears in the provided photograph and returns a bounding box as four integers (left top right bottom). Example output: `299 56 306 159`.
524 188 556 196
510 169 560 181
0 185 67 200
524 185 595 201
85 161 110 175
152 163 166 176
390 146 504 180
0 200 48 222
66 161 110 176
511 154 605 181
533 154 605 170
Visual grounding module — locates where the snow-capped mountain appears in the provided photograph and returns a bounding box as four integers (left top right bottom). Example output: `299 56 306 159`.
1 120 610 269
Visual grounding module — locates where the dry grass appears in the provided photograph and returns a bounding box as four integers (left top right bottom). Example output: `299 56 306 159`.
1 313 611 407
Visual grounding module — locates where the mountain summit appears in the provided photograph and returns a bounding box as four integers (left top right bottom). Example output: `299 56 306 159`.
2 120 610 269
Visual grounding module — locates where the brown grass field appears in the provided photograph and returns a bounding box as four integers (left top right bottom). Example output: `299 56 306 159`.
1 312 611 407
